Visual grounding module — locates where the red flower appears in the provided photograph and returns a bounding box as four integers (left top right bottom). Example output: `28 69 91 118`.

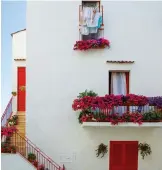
1 127 17 137
72 94 149 111
73 38 110 51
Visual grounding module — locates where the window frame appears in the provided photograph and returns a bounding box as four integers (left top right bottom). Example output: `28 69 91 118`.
79 1 104 40
109 71 130 95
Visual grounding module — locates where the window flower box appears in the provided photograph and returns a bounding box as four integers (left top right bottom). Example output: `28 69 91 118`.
73 38 110 51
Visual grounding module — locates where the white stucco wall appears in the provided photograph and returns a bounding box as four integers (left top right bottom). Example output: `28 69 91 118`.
12 31 26 113
26 1 162 170
12 30 26 59
1 154 36 170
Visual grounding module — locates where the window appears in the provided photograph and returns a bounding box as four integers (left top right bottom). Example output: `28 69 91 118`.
79 1 103 40
109 71 129 95
109 71 130 114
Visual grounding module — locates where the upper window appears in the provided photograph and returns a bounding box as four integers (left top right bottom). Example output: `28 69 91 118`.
109 71 129 95
79 1 103 40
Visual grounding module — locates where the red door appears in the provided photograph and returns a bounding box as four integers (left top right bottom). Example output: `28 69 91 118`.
17 67 26 111
109 141 138 170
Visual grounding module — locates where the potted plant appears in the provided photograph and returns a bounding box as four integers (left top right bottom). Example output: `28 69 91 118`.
12 115 18 125
96 143 108 158
32 160 39 167
138 142 152 159
11 91 17 96
1 142 13 153
10 145 16 153
8 115 18 126
28 153 36 162
77 90 98 98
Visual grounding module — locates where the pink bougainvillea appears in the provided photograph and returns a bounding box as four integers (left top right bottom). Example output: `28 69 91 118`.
72 94 148 111
73 38 110 51
79 112 144 125
1 126 17 137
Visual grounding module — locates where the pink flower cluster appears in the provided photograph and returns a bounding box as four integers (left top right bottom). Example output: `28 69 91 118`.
73 38 110 50
1 126 17 137
80 112 144 125
72 94 148 111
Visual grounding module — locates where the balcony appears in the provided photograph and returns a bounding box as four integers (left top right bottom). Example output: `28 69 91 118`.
72 94 162 128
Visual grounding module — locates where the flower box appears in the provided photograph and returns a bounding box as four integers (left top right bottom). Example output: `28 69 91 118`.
73 38 110 51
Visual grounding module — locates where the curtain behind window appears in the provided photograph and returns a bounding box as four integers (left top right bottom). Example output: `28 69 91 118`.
111 72 127 115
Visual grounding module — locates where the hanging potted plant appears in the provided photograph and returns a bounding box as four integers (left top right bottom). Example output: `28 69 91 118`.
95 143 108 158
138 142 152 159
11 91 17 96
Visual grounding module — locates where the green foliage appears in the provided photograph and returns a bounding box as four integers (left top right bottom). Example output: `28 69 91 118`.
28 153 36 161
77 90 98 98
138 143 152 159
96 143 108 158
143 111 162 121
8 115 18 126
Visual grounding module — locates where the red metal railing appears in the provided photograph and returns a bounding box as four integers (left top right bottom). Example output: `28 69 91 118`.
12 132 65 170
1 97 64 170
1 97 13 127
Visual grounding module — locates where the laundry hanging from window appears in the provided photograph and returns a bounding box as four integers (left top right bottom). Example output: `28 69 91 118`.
80 5 102 39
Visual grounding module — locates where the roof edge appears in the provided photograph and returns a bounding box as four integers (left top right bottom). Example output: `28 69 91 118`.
106 60 135 64
11 29 26 36
14 58 26 61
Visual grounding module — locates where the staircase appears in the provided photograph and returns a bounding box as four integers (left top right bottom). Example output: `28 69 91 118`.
1 97 65 170
15 111 26 137
10 111 26 152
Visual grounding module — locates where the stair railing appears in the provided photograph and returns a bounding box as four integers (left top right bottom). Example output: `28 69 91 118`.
13 131 65 170
1 97 13 127
1 97 65 170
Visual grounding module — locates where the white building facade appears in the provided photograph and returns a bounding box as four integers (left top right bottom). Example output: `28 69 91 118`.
26 1 162 170
11 29 26 114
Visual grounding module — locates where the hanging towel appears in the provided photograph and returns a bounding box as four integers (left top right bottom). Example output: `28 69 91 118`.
97 16 102 28
89 28 98 34
87 12 101 34
87 12 101 27
81 25 89 35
